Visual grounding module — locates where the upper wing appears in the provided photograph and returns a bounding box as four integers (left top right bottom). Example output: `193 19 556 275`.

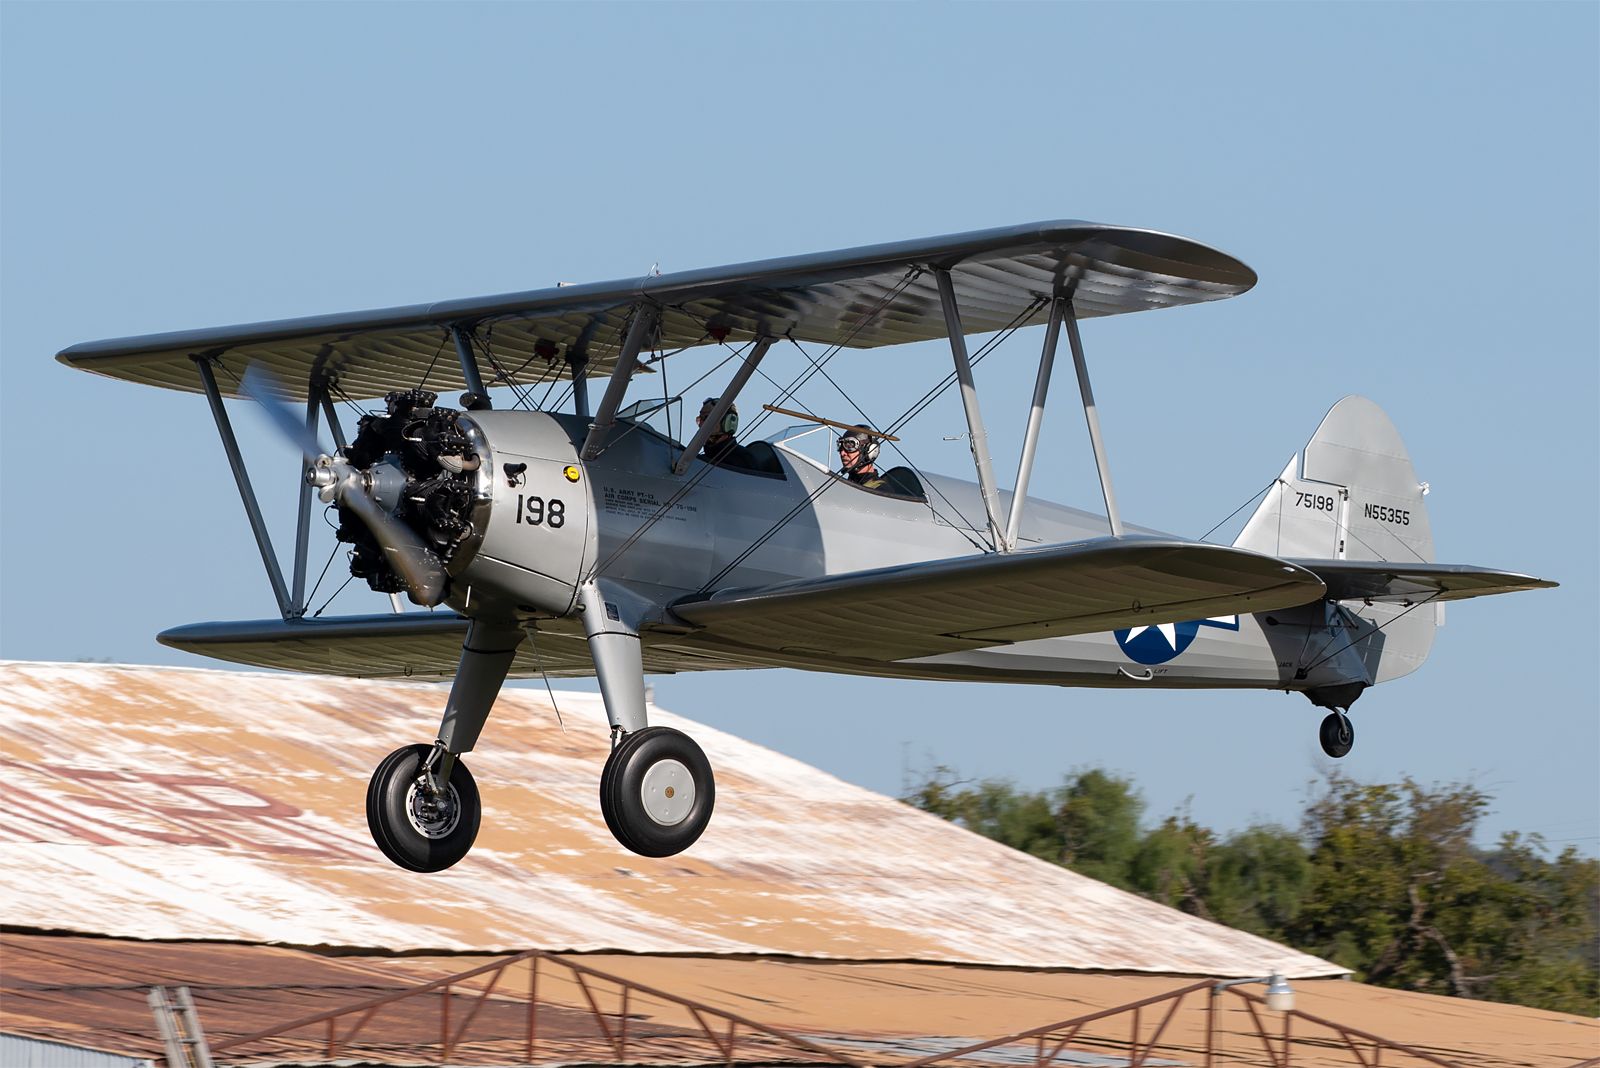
57 220 1255 399
1290 560 1558 604
668 538 1325 663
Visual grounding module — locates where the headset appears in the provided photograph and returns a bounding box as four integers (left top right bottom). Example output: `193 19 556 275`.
837 427 879 470
700 398 739 436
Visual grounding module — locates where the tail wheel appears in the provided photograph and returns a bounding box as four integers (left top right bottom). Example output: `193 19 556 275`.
599 727 715 857
1318 711 1355 759
367 743 481 872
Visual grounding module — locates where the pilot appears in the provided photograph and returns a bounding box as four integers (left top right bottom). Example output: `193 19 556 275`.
837 426 887 491
697 398 756 470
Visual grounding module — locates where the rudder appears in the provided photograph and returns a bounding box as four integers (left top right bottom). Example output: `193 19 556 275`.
1235 396 1434 564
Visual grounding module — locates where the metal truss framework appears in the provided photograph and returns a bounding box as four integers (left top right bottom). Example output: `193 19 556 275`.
192 950 1495 1068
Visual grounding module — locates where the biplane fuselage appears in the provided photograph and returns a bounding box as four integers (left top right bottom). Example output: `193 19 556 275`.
450 408 1350 695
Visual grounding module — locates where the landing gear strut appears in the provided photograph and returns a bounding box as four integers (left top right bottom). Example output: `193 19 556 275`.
583 581 715 856
1319 709 1355 759
364 620 523 872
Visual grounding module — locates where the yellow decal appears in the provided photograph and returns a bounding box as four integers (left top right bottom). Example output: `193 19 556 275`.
563 465 581 483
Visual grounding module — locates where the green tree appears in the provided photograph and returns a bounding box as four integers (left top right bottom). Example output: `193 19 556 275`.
1127 811 1215 917
1287 773 1597 1014
1055 768 1143 888
906 767 1144 888
1206 825 1310 941
906 765 1598 1015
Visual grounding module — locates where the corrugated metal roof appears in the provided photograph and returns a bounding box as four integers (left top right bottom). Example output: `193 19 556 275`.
0 1033 146 1068
0 660 1337 978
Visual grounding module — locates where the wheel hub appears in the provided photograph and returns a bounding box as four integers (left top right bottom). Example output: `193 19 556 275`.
639 758 696 826
404 778 462 839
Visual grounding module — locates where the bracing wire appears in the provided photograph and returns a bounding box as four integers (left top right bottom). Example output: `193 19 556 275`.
1197 480 1279 544
587 269 925 579
1300 594 1441 674
526 629 566 732
312 573 357 618
700 473 843 592
302 541 342 611
779 334 988 553
585 323 889 585
596 277 1041 583
415 332 449 392
697 294 1055 585
701 299 1046 584
582 339 764 579
475 337 537 411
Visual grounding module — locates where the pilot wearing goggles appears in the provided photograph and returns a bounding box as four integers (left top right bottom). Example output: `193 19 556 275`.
837 427 887 491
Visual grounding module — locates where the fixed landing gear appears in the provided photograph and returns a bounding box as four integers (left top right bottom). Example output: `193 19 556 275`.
363 620 522 873
362 583 722 869
367 743 482 872
1318 710 1355 758
582 580 718 856
600 727 716 857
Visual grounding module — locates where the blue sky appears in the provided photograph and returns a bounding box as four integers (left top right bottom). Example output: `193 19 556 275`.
3 2 1595 856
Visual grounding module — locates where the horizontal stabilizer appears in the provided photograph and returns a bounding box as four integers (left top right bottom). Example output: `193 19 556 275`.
1290 560 1558 604
671 537 1326 664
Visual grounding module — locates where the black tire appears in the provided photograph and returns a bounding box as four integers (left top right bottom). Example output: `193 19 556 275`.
1318 711 1355 759
366 743 481 872
599 727 715 857
598 741 626 844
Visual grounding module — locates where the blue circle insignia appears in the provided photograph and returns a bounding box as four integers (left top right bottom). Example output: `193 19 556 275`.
1114 616 1240 665
1114 621 1202 665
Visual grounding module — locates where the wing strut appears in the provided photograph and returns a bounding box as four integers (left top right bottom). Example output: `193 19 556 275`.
1004 297 1066 549
289 385 324 616
194 356 293 619
450 326 490 406
569 352 590 419
935 269 1006 551
1066 300 1123 536
319 391 347 449
673 336 774 475
582 304 660 460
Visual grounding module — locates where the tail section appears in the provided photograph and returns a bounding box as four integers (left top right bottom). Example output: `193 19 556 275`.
1235 397 1438 687
1235 396 1434 564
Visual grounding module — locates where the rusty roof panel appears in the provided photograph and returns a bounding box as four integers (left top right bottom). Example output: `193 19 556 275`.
0 661 1340 978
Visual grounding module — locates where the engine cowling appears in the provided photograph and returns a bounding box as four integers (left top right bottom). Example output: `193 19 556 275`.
330 391 588 620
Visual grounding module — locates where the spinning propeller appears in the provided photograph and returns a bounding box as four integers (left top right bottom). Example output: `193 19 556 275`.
240 366 448 605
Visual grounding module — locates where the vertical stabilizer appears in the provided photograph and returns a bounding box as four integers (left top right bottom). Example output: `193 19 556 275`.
1235 396 1434 564
1235 397 1438 684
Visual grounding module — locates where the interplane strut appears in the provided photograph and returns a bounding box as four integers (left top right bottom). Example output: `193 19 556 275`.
934 269 1006 551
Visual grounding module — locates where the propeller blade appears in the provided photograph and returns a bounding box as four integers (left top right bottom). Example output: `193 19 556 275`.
240 364 325 459
242 364 448 607
338 478 449 606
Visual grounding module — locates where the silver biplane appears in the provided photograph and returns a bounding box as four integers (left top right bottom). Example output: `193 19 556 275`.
59 221 1555 870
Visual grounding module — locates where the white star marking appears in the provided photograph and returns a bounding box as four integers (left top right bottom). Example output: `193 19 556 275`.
1123 622 1178 649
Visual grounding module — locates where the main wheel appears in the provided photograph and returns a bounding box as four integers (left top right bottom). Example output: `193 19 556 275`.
366 743 481 872
599 727 715 857
1318 711 1355 759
